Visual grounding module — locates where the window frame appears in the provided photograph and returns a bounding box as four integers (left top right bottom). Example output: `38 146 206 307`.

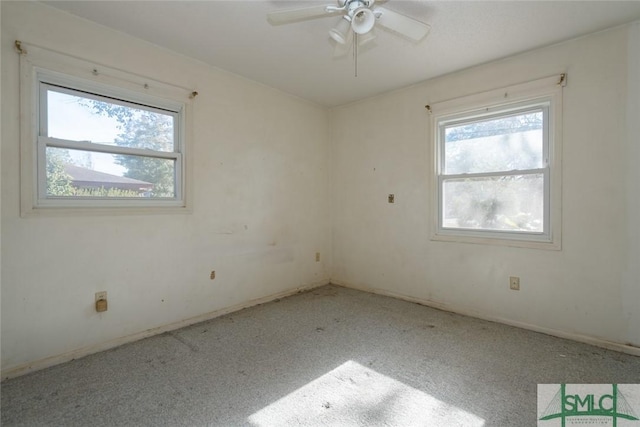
19 43 193 216
429 75 564 250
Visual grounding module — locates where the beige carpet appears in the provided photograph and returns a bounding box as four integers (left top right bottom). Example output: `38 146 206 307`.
2 285 639 426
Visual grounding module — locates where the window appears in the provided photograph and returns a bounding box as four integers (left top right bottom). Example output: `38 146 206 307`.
430 76 563 248
19 43 192 214
39 79 182 204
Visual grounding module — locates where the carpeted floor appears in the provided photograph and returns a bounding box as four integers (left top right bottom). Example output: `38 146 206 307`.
2 284 639 426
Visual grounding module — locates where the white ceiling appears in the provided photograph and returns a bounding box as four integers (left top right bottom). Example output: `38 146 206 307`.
43 1 640 107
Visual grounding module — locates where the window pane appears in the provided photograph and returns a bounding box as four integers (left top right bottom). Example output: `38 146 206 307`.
444 111 543 174
47 89 175 152
46 147 175 198
442 174 544 233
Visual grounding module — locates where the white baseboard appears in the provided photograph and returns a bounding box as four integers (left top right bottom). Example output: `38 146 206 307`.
5 279 636 380
332 280 640 357
2 280 329 380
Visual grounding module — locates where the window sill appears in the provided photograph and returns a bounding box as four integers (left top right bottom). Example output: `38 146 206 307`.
21 204 192 218
431 232 561 251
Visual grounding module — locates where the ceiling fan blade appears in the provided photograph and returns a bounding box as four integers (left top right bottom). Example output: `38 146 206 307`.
333 30 378 59
374 6 430 41
333 31 353 58
267 4 340 26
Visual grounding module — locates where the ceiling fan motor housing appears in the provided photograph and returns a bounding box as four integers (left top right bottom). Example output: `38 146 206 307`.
342 0 375 9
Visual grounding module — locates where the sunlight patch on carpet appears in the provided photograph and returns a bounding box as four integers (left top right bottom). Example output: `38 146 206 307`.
248 360 485 426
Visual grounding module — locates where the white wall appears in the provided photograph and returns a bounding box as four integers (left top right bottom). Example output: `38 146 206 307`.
1 2 331 376
0 0 3 370
623 22 640 349
331 23 640 350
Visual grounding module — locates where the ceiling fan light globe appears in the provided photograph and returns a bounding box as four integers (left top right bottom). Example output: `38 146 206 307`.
329 17 352 44
351 7 375 34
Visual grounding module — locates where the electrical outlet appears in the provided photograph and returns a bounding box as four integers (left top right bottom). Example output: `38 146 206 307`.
315 252 320 262
388 194 395 203
95 291 108 313
509 276 520 291
210 271 216 280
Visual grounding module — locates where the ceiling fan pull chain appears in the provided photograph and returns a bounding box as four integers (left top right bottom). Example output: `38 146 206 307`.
354 32 358 77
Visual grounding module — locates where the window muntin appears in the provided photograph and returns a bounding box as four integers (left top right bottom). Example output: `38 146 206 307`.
37 78 183 206
437 102 551 240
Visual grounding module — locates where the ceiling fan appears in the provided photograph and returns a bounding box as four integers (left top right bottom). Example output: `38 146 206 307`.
267 0 431 46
